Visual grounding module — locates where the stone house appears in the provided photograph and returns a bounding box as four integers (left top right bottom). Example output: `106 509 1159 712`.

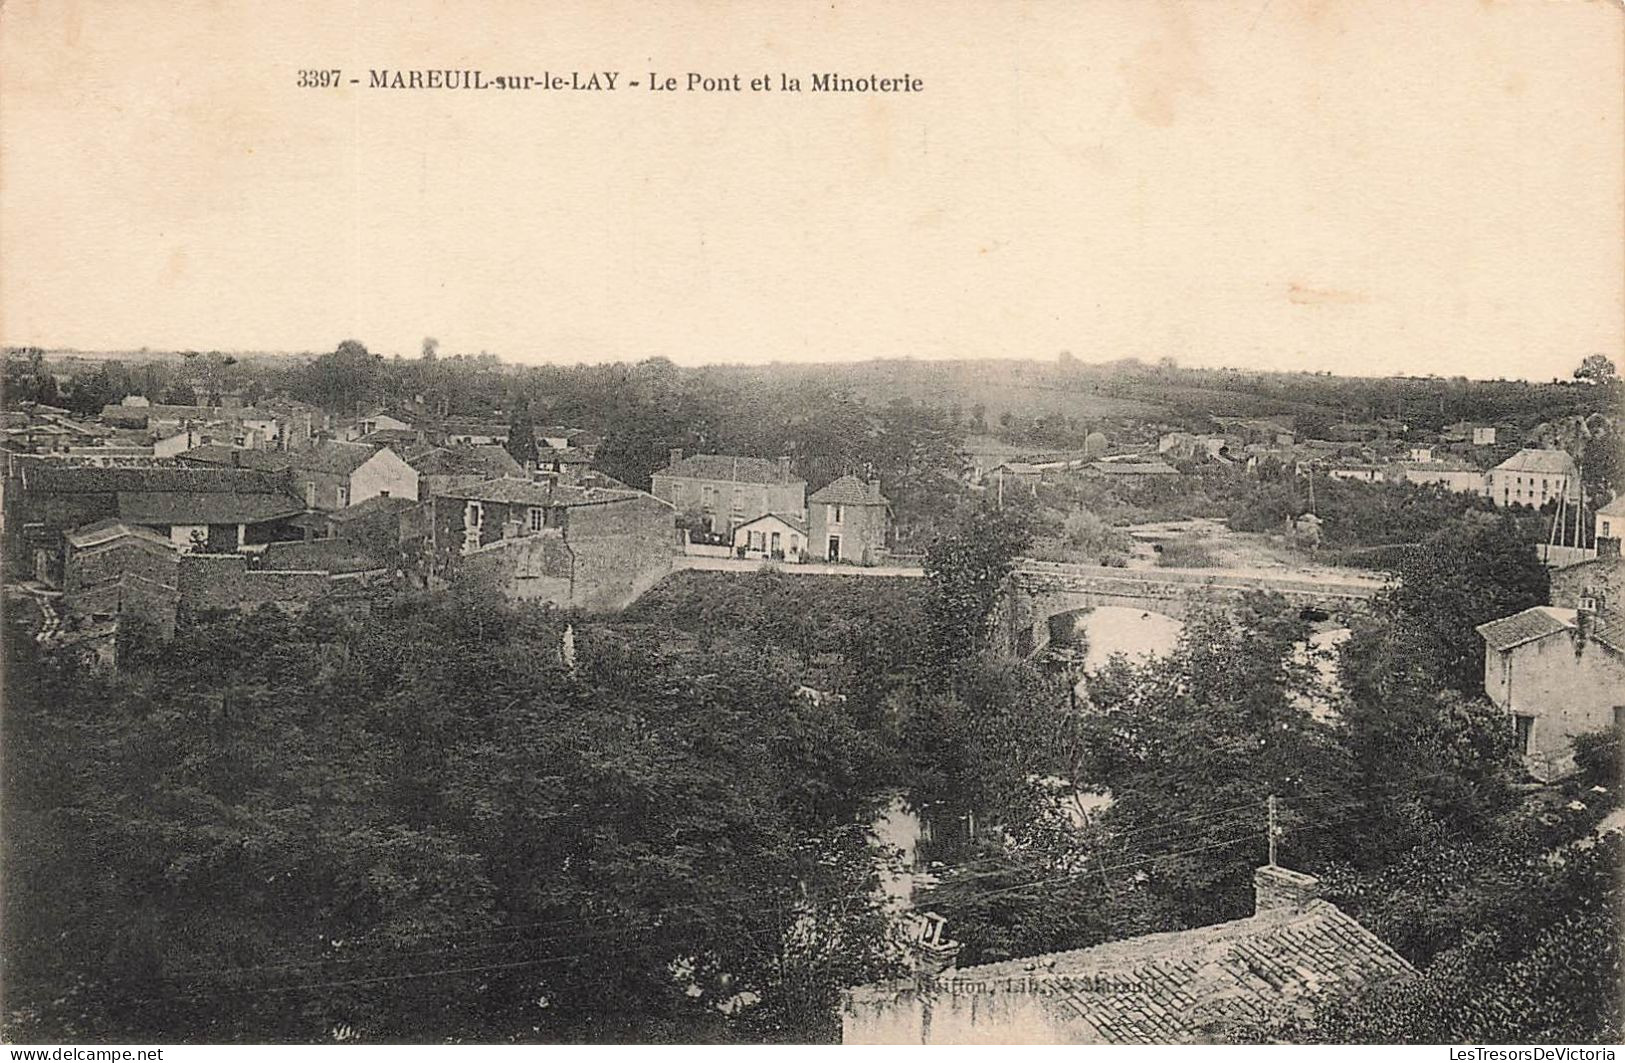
1477 598 1625 780
843 864 1414 1044
731 512 807 561
439 477 679 611
288 442 418 511
61 519 180 638
809 475 890 564
649 450 807 539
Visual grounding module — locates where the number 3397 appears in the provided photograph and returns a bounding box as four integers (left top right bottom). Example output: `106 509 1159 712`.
297 70 343 87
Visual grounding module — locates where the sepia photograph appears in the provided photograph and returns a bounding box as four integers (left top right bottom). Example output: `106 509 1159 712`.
0 0 1621 1051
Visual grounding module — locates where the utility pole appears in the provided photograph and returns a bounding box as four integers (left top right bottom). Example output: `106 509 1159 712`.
1267 794 1280 867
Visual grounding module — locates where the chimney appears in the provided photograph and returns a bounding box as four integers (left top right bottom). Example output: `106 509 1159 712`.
1253 864 1321 915
777 455 792 482
668 447 683 470
908 912 961 982
868 478 882 502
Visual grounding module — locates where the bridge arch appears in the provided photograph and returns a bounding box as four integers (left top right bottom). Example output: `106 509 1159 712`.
993 560 1384 659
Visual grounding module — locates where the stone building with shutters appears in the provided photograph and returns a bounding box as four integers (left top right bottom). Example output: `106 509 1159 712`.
808 474 890 564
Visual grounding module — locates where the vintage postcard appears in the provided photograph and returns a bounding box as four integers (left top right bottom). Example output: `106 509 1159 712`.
1 0 1621 1051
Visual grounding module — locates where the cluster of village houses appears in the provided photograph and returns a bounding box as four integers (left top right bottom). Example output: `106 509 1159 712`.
0 395 905 667
3 392 1622 1041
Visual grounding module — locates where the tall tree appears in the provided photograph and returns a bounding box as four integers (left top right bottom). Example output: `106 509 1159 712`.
504 397 538 469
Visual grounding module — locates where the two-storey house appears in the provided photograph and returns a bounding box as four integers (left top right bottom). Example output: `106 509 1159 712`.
649 450 806 538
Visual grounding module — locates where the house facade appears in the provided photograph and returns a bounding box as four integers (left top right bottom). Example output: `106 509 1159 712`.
1476 601 1625 780
287 442 418 511
1595 496 1625 555
809 475 890 564
649 450 806 538
438 478 678 611
1487 449 1579 509
731 512 807 561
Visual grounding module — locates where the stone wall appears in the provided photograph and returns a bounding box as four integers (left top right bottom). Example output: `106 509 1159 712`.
564 494 677 613
1551 557 1625 612
461 531 575 604
177 554 332 615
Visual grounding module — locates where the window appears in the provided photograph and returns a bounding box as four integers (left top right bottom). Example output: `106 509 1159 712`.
701 485 716 510
467 501 483 526
829 503 844 525
1514 714 1535 756
337 485 349 507
750 530 765 550
529 507 545 532
304 482 316 507
1603 520 1612 538
731 488 745 515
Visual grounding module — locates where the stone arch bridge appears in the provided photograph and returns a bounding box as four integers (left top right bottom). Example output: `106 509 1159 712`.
993 560 1388 659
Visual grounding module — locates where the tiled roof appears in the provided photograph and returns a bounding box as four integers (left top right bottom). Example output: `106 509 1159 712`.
287 441 380 476
65 518 175 551
117 490 305 526
433 476 555 506
326 495 418 523
20 464 290 495
1586 607 1625 656
357 428 420 445
1090 461 1179 475
404 444 522 478
735 511 809 535
810 474 887 506
177 445 291 471
869 901 1413 1044
659 454 801 485
1476 606 1577 652
1595 495 1625 517
1493 449 1577 475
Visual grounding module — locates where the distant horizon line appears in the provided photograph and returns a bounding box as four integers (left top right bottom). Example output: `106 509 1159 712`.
4 342 1614 386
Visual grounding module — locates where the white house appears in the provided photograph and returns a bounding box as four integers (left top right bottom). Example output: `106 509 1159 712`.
731 512 807 562
1487 449 1579 509
1596 495 1625 552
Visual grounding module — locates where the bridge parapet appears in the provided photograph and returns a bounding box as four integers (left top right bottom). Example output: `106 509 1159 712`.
996 560 1388 659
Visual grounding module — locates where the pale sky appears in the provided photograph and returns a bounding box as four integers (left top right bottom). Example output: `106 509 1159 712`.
2 0 1621 379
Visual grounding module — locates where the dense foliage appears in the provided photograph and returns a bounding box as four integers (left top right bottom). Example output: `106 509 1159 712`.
2 592 905 1042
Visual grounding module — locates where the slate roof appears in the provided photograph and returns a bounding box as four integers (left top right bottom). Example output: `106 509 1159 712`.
1493 449 1578 475
859 900 1413 1045
659 454 802 485
1476 606 1578 652
810 474 887 506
